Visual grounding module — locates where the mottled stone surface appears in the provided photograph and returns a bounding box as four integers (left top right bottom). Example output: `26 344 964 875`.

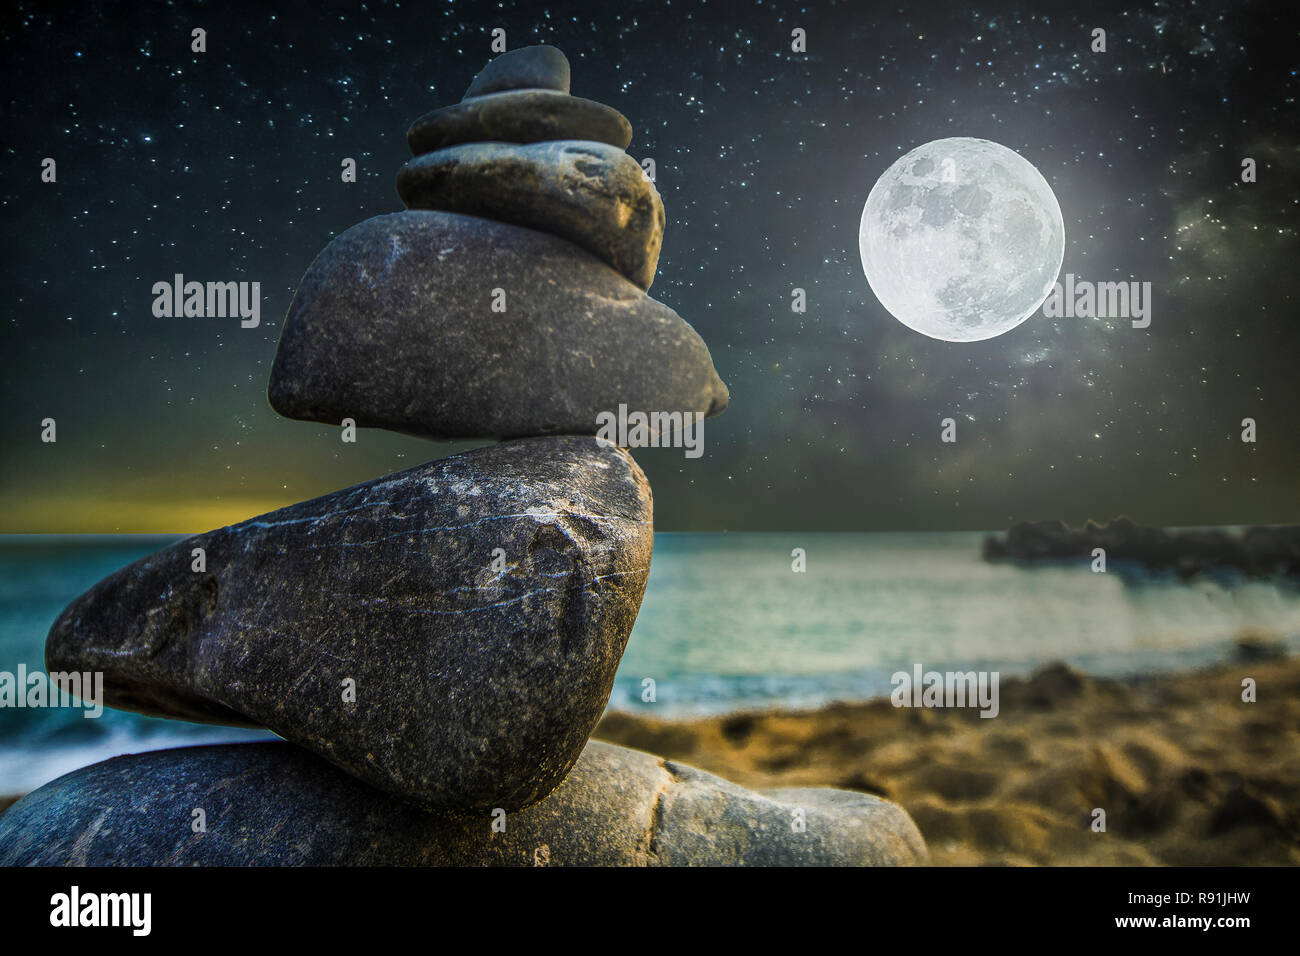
268 211 728 440
465 45 570 98
407 90 632 155
659 776 928 866
45 437 654 812
398 140 663 289
0 741 928 866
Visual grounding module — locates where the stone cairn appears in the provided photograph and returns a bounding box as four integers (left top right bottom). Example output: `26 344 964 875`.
0 47 925 866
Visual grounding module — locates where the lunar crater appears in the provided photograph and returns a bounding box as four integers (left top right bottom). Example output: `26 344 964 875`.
860 137 1065 342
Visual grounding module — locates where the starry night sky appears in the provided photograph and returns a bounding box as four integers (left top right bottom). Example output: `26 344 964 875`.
2 0 1296 533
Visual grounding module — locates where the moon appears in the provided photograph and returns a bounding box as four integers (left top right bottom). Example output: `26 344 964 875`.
859 137 1064 342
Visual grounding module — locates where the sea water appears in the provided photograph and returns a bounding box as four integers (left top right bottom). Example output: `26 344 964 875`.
2 532 1298 794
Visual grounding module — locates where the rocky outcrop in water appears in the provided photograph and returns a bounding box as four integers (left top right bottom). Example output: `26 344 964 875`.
982 517 1300 579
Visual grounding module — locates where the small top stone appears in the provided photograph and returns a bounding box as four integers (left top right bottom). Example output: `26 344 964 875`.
465 45 570 98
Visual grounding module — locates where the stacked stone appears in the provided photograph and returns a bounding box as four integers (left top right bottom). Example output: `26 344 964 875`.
0 47 926 866
268 45 728 441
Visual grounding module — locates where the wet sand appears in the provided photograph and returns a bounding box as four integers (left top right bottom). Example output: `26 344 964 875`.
595 649 1300 865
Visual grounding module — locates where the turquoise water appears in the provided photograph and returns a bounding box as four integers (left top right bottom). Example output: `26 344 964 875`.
3 532 1299 794
613 532 1300 711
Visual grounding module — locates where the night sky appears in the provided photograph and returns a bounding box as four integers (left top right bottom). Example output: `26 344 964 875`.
2 0 1296 533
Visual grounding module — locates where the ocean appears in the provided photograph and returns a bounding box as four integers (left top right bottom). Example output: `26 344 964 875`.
3 532 1299 795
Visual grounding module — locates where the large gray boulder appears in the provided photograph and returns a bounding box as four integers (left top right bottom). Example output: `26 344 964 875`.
45 437 654 812
397 140 664 289
0 741 928 866
268 211 728 440
407 90 632 154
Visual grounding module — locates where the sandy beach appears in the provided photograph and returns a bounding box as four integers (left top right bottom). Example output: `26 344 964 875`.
595 646 1300 865
3 646 1294 866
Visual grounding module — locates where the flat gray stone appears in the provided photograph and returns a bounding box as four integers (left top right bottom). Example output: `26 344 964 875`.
44 437 653 812
407 90 632 155
397 140 663 289
0 741 928 866
268 211 728 440
658 776 928 866
465 45 570 98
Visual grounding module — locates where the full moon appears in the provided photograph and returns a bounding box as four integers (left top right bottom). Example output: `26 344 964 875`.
859 137 1065 342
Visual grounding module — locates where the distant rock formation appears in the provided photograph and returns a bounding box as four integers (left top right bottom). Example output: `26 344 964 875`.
982 517 1300 579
